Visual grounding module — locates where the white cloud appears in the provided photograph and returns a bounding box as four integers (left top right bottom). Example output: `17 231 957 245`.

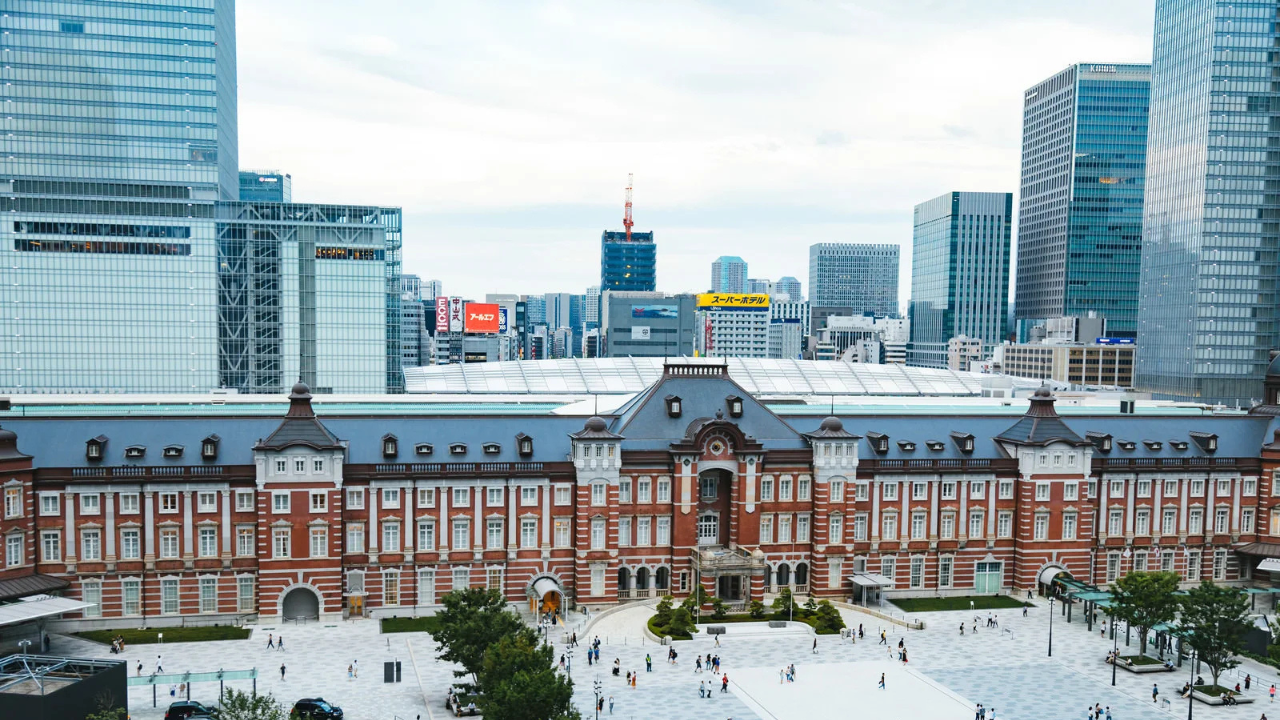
236 0 1155 304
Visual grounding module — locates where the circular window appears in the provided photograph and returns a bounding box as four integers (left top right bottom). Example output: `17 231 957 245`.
708 440 725 455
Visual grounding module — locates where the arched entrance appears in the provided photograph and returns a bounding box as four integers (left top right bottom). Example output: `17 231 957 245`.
529 575 564 616
777 563 791 587
696 467 732 546
636 567 650 598
1037 565 1070 597
281 586 320 620
795 563 809 591
617 568 631 599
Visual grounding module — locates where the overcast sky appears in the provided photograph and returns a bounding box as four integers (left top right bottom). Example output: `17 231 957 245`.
237 1 1156 309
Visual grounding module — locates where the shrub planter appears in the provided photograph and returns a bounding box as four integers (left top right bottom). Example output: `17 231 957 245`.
1110 656 1174 674
1191 686 1255 705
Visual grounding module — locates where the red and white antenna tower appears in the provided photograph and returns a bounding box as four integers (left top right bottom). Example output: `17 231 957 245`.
623 173 634 241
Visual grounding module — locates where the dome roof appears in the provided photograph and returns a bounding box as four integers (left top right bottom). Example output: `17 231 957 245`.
291 381 311 397
584 416 608 432
819 416 844 432
1033 385 1052 398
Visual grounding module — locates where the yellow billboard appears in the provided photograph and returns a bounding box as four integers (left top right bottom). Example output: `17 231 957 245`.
696 293 771 309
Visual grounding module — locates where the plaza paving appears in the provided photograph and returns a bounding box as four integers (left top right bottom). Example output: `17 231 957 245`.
47 598 1280 720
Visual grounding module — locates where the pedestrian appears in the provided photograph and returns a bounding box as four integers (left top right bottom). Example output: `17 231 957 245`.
1105 706 1112 720
789 663 796 681
812 638 818 654
879 631 887 645
722 674 729 692
280 663 286 680
779 669 784 684
354 659 359 678
155 655 163 674
646 654 652 672
1272 684 1276 702
1153 683 1159 703
631 671 636 688
989 708 996 720
960 623 965 635
1247 674 1253 690
597 697 604 714
994 615 999 628
348 664 353 680
608 696 614 714
858 624 864 639
1023 604 1028 618
267 633 274 649
696 656 702 673
699 681 706 698
571 631 577 647
715 633 721 647
278 635 284 651
878 673 885 690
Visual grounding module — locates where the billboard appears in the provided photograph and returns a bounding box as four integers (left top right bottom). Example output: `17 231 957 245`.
1095 337 1135 345
696 293 770 309
435 297 449 333
631 326 651 340
448 297 464 332
498 307 509 334
464 303 501 334
631 304 678 319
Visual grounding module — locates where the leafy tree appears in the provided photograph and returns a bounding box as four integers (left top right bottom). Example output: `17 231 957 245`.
803 595 819 616
477 627 580 720
710 596 729 620
668 607 696 637
219 688 287 720
85 690 128 720
1109 571 1181 655
1179 581 1252 689
812 600 846 634
771 587 799 619
434 587 526 690
655 595 674 625
749 600 767 619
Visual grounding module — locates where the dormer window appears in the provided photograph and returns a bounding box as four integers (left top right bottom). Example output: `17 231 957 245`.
201 434 220 460
726 395 743 418
483 443 501 455
665 395 682 418
1086 431 1112 453
1143 440 1162 451
865 432 889 454
163 445 184 458
950 432 975 454
415 443 434 456
1169 440 1188 451
1117 440 1136 451
516 433 533 457
897 440 916 452
124 446 146 459
382 434 398 458
1190 431 1218 453
86 436 107 461
450 443 467 455
925 440 945 452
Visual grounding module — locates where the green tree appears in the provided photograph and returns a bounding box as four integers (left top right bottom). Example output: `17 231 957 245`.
668 607 696 637
1179 581 1252 689
812 600 846 634
771 587 798 619
1109 570 1181 655
84 690 128 720
655 595 674 626
802 595 818 617
219 688 287 720
434 587 526 690
710 596 729 620
477 628 580 720
749 600 766 619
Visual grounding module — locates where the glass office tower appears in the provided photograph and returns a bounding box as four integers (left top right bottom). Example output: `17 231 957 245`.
711 255 749 294
909 192 1012 368
1016 63 1150 339
239 170 292 203
808 243 900 315
1136 1 1277 402
600 230 656 292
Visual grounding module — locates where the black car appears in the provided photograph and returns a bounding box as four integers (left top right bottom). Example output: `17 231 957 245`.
290 698 344 719
164 700 217 720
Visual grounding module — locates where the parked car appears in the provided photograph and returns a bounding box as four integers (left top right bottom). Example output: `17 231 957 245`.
290 697 344 719
164 700 217 720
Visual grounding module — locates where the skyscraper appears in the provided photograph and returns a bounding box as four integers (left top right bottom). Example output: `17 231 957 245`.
711 256 749 294
808 243 900 315
746 278 773 295
1016 63 1150 339
1137 1 1277 402
909 192 1012 368
239 170 293 203
600 231 656 292
774 276 803 302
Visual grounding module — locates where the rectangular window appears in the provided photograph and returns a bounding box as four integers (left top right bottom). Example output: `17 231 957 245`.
120 493 140 514
453 566 470 591
417 521 435 551
1062 513 1076 540
1189 508 1204 535
123 580 141 615
1244 478 1257 496
81 493 101 515
779 515 793 542
998 480 1013 499
881 514 895 541
200 577 217 613
997 511 1012 538
760 515 774 543
1134 551 1148 572
1213 550 1227 581
1243 508 1256 533
968 511 983 539
236 491 255 512
121 529 140 560
830 515 844 544
1136 479 1151 498
161 579 179 614
780 477 793 501
1214 508 1229 534
1035 483 1050 501
555 519 572 547
970 482 985 500
384 572 400 606
198 492 217 513
487 568 503 592
238 577 255 612
909 556 923 589
637 478 652 504
294 458 305 474
1108 509 1123 536
199 527 217 557
1033 513 1048 541
521 518 538 548
555 485 573 505
910 513 925 540
238 527 255 557
939 556 953 588
272 528 290 558
275 458 287 474
1135 509 1150 536
854 482 869 501
488 487 504 507
80 529 101 561
81 581 102 617
881 556 896 584
1217 479 1231 497
160 493 178 513
798 477 811 501
1087 481 1097 498
797 515 810 542
346 524 365 554
831 481 846 502
1063 482 1078 501
940 514 954 540
1188 550 1201 581
160 529 179 559
486 519 503 549
1190 479 1204 497
637 517 651 546
1162 551 1174 573
417 488 435 508
310 492 327 512
272 492 289 513
619 479 632 503
418 569 436 605
760 477 774 501
382 522 401 552
1110 480 1125 498
1164 479 1178 497
314 458 325 473
882 482 897 501
345 489 364 510
383 488 402 509
591 484 606 506
1162 509 1177 535
912 482 927 501
940 482 955 500
591 518 605 549
853 514 867 540
657 478 671 503
1106 553 1119 582
310 528 327 558
618 517 631 547
591 565 605 596
521 486 538 506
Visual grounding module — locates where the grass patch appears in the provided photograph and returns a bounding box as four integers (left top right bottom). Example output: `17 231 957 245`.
380 616 442 634
647 615 692 641
1119 654 1163 666
695 614 768 625
1194 684 1235 697
890 596 1025 613
75 626 250 645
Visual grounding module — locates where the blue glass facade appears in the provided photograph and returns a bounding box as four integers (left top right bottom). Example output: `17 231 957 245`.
1137 1 1277 402
711 255 748 294
1016 63 1150 339
808 243 900 315
600 230 656 292
909 192 1012 367
239 170 292 203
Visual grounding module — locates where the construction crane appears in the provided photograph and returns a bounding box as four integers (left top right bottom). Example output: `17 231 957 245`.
623 173 634 242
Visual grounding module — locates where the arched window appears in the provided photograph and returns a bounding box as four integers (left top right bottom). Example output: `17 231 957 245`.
617 567 631 591
763 565 773 592
636 567 650 590
777 563 791 586
795 562 809 587
656 567 669 590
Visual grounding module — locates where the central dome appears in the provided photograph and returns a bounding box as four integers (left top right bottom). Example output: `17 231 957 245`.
819 416 844 432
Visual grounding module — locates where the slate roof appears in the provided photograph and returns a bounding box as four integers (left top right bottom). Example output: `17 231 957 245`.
994 388 1089 447
254 383 344 452
0 574 70 602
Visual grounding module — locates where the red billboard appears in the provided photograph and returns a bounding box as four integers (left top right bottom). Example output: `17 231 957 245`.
435 297 449 333
464 303 501 334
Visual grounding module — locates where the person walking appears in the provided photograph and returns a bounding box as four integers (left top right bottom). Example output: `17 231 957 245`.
722 674 729 693
1023 603 1028 618
608 696 614 714
630 672 637 688
348 664 353 680
155 655 163 674
715 633 720 648
278 635 284 651
699 681 706 698
267 633 274 649
280 663 286 680
1272 684 1276 702
136 661 143 676
646 654 652 672
878 673 885 690
879 631 887 645
812 638 818 654
779 669 785 684
1153 683 1159 703
1105 706 1112 720
696 656 702 673
960 623 965 635
1247 674 1252 690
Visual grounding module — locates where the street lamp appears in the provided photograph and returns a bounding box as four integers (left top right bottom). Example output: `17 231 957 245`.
593 676 602 720
1111 614 1119 686
566 648 574 676
1047 596 1054 658
17 640 30 656
1187 646 1196 720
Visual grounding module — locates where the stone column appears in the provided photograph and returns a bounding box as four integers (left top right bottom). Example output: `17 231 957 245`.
958 480 968 541
104 492 116 563
182 491 194 560
439 486 449 552
143 492 156 565
367 485 379 561
64 490 76 565
541 482 551 548
404 483 413 561
871 480 881 540
221 490 233 561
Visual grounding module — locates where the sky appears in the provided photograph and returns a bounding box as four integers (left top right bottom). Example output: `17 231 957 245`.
237 0 1157 310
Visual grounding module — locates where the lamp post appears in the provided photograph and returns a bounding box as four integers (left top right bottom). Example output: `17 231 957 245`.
593 676 602 720
1187 646 1196 720
17 640 30 656
1047 596 1054 658
1111 614 1119 686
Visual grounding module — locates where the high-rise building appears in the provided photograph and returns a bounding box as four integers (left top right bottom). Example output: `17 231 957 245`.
1016 63 1150 339
423 279 443 303
402 274 423 302
908 192 1012 368
239 170 293 203
524 295 547 327
747 278 772 295
400 292 425 369
1137 2 1276 402
774 276 803 302
711 256 749 294
808 244 899 315
600 231 656 292
601 292 697 357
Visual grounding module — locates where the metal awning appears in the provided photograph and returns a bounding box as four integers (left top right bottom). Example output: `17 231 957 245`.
531 577 561 599
1257 558 1280 573
1074 591 1112 602
0 596 92 628
850 573 893 587
1234 542 1280 558
1039 567 1070 585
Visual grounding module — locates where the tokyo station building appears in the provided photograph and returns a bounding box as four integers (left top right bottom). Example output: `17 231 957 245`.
6 359 1280 629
